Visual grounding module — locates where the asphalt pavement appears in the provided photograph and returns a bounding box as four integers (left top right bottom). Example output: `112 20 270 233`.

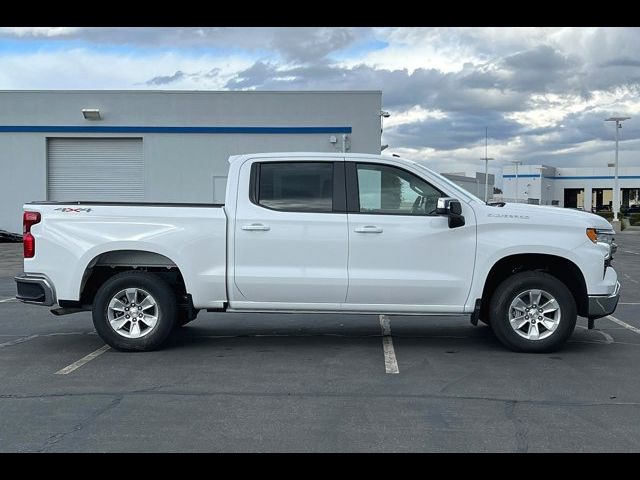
1 235 640 452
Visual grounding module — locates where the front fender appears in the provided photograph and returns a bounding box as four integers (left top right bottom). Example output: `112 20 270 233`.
466 242 596 312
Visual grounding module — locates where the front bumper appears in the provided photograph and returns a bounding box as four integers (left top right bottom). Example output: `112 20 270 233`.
14 273 56 306
588 281 620 319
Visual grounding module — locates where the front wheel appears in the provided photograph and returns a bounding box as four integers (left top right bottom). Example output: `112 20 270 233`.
92 271 177 351
489 271 576 353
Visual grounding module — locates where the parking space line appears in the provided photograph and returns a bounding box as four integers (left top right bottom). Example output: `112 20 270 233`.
0 334 39 349
0 331 91 338
606 315 640 335
55 345 110 375
576 325 614 344
0 297 16 303
595 329 615 344
379 315 399 374
619 302 640 305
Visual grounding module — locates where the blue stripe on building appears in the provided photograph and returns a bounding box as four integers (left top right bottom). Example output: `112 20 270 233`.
502 174 541 178
0 125 352 134
503 174 640 180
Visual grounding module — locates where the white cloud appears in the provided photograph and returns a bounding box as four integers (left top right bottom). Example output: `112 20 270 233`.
0 27 82 37
507 94 591 129
507 89 640 130
0 48 253 90
0 27 638 173
340 27 565 74
338 28 476 73
383 106 447 128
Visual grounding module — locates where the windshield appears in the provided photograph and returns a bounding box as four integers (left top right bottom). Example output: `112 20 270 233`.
410 162 483 203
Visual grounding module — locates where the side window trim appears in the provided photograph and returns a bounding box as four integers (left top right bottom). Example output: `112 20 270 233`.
249 161 260 205
248 160 346 214
332 162 347 213
345 161 360 213
346 161 444 216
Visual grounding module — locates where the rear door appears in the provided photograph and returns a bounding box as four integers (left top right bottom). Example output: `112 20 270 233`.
232 157 348 308
345 160 476 312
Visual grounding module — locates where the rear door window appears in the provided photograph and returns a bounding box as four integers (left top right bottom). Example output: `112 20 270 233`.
257 162 335 213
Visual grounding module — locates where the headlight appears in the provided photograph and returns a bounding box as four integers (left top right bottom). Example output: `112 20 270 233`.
586 228 617 259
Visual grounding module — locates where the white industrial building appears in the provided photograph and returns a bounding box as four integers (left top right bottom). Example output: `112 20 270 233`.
0 90 382 233
442 171 495 201
501 164 640 211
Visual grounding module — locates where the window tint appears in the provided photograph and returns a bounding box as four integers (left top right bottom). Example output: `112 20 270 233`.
258 162 334 212
356 163 442 215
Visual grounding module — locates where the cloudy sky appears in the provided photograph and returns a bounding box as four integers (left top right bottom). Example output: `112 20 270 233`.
1 27 639 181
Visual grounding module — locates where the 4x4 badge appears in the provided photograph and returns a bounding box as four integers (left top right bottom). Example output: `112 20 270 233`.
54 207 93 213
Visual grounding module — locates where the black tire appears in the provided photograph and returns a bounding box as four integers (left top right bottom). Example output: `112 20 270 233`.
92 271 177 351
489 271 577 353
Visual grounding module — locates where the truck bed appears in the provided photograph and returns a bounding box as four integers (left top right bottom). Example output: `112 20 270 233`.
22 201 228 309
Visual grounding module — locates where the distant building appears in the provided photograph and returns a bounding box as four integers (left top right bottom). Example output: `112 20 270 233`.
442 171 495 201
501 164 640 211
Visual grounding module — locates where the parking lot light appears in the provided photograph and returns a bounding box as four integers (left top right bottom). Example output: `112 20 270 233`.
605 116 631 222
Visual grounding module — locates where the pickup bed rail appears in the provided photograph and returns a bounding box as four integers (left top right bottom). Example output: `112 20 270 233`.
27 201 224 208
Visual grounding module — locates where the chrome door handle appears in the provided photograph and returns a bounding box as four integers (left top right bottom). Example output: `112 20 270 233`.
354 225 383 233
242 223 270 231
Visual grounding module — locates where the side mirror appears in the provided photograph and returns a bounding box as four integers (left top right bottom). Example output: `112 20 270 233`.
436 197 465 228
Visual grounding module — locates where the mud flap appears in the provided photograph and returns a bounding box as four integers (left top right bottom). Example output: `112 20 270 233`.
470 298 482 326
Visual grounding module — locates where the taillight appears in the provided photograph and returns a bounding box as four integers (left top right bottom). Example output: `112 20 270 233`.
23 211 41 259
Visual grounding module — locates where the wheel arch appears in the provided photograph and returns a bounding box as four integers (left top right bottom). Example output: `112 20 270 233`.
479 253 589 320
77 249 188 306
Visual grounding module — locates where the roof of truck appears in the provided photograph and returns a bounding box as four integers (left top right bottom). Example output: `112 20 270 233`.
227 152 402 164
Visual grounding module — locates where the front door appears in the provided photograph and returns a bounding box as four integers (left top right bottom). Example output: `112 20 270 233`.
345 161 476 312
233 159 348 308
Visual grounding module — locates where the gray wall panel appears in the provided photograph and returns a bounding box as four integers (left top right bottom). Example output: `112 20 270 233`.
0 90 382 232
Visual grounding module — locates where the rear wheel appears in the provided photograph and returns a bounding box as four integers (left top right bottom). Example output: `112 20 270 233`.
92 271 177 351
489 271 576 353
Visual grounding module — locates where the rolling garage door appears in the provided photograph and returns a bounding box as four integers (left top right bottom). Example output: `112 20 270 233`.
47 138 144 201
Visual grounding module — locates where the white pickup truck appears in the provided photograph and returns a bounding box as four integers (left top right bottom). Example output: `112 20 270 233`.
15 152 620 353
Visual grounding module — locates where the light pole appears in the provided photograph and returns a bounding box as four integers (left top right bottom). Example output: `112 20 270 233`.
605 116 630 222
511 160 522 203
481 128 494 203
